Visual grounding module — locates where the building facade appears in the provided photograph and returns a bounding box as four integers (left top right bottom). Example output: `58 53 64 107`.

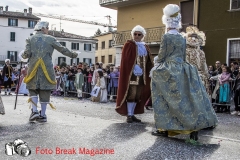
100 0 199 66
48 30 97 66
0 6 40 66
198 0 240 66
94 32 116 67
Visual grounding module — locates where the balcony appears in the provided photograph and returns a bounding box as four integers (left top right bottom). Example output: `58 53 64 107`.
99 0 155 9
113 26 165 46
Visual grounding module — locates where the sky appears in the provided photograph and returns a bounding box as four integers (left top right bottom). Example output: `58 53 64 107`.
0 0 117 37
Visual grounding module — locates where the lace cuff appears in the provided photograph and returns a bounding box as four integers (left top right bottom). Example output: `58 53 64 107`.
133 64 143 76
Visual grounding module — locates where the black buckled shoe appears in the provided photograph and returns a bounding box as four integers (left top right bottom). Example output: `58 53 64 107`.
152 130 168 137
190 131 198 141
126 116 133 123
29 110 39 122
132 115 141 122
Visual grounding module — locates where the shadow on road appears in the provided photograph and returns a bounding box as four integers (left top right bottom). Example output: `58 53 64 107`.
90 122 147 147
0 122 40 139
136 129 220 160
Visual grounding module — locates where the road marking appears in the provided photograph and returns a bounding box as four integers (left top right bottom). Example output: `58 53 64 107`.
202 135 240 143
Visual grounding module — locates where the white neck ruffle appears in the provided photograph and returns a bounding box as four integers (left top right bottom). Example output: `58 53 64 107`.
167 29 179 35
135 42 148 57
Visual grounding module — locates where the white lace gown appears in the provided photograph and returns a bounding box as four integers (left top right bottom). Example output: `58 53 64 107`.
18 78 29 94
100 77 108 103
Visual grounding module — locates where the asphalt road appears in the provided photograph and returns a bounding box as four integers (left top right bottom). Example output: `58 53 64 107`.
0 94 240 160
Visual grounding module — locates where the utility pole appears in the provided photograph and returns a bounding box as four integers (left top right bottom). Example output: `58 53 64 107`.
105 15 113 32
60 16 62 31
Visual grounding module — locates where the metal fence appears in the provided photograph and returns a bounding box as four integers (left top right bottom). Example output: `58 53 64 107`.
51 76 119 101
209 79 236 113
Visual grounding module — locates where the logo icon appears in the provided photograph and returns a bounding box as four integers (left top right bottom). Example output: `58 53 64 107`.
5 139 31 157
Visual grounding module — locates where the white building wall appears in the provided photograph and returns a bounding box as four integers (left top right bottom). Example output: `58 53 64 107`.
0 17 34 62
115 47 123 67
52 38 96 66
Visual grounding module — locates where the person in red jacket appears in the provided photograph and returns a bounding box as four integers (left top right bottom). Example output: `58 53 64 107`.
116 25 153 123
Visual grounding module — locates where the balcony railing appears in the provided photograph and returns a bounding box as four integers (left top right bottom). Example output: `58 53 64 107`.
113 26 165 46
0 55 7 61
99 0 127 5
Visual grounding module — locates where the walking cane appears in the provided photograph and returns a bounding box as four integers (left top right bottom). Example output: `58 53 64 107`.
14 61 23 110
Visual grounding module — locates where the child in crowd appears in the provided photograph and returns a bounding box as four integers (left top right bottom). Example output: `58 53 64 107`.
74 68 84 100
98 70 108 103
218 66 231 112
91 70 107 103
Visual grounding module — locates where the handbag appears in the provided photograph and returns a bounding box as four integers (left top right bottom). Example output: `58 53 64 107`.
90 86 101 97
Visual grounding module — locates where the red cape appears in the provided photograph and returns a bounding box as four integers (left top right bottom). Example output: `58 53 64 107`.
116 40 153 116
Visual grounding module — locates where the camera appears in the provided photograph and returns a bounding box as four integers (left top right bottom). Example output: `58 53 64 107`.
5 139 31 157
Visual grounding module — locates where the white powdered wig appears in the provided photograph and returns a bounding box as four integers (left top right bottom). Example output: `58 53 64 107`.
34 21 49 31
5 59 10 63
162 4 182 29
131 25 146 41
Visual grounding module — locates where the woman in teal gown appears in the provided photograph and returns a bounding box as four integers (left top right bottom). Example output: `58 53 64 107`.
151 4 218 141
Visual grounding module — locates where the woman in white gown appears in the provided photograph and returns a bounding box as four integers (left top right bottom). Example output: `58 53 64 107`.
15 66 29 95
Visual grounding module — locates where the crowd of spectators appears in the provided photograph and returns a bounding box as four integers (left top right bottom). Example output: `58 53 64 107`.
208 61 240 116
52 61 120 101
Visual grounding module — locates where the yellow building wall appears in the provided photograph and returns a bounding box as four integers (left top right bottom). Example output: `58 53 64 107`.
117 0 181 31
95 33 116 67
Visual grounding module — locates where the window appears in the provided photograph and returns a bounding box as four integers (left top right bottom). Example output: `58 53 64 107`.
71 43 79 50
95 57 98 63
102 41 105 49
84 44 92 51
28 20 37 28
83 58 92 65
180 0 194 32
58 57 66 65
7 51 17 61
71 58 79 66
10 32 15 41
108 55 112 63
101 56 105 63
95 43 98 50
229 39 240 64
60 42 66 46
8 18 18 26
109 40 113 48
231 0 240 9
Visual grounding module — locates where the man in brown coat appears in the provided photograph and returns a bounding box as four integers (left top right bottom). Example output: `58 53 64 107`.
116 25 153 123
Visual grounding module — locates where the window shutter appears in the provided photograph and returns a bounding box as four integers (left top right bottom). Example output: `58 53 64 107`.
7 51 10 59
28 20 30 27
58 57 60 65
89 59 92 65
89 44 91 51
15 51 17 61
71 59 73 65
83 58 86 62
8 18 10 26
77 43 79 50
71 43 73 49
84 44 86 50
77 58 79 64
16 19 18 26
13 32 15 41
